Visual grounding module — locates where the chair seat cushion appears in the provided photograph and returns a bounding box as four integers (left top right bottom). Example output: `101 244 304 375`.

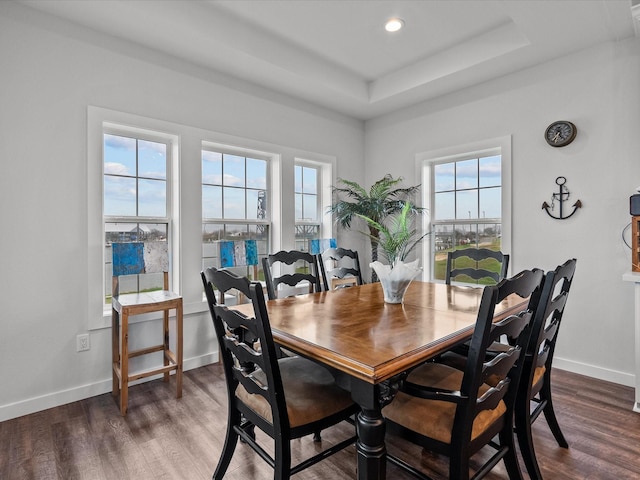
383 363 506 444
236 356 354 428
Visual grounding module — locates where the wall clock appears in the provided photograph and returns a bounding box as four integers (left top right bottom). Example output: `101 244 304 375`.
545 120 577 147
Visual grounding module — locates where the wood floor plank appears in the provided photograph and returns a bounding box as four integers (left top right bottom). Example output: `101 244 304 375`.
3 365 640 479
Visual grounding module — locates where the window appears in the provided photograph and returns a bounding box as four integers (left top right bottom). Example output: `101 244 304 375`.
103 129 173 303
202 146 270 281
420 138 512 282
294 163 321 253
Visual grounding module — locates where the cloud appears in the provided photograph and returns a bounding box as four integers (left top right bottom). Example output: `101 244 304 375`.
104 162 130 175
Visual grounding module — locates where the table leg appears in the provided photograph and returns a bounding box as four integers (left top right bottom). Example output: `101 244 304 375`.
350 380 386 480
356 408 386 480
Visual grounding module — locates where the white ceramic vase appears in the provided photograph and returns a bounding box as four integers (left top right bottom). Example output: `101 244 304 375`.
370 259 422 304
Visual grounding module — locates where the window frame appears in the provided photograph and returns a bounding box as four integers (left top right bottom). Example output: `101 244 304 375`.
294 158 333 253
417 136 512 282
201 142 274 281
88 106 336 331
88 108 181 330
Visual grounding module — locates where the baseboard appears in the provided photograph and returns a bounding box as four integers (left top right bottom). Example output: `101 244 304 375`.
0 352 218 423
553 356 635 388
3 353 635 423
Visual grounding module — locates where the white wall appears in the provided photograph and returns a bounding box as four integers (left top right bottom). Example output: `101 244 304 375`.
0 3 365 421
366 38 640 386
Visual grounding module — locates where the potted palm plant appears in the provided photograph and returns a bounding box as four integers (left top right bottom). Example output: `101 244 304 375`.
329 174 423 282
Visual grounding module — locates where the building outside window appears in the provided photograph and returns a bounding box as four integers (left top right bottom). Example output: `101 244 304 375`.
103 130 171 303
202 148 269 281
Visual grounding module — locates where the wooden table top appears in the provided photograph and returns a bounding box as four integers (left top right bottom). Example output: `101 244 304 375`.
236 281 527 384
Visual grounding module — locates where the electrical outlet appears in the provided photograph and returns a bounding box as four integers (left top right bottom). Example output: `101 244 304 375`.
77 333 90 352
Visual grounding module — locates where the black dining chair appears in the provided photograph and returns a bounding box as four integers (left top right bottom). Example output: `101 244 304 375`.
201 267 359 479
318 247 364 290
515 258 577 480
262 250 322 300
383 268 544 480
439 259 577 480
445 248 509 285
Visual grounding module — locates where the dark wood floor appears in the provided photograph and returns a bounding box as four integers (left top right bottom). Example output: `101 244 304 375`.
2 364 640 479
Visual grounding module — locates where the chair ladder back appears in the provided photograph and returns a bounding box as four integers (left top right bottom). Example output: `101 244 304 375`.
202 267 285 421
528 259 577 371
462 269 543 416
262 250 321 299
445 248 510 285
318 247 363 290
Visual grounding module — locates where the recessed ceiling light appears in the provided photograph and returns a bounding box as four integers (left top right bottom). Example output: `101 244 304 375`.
385 18 404 33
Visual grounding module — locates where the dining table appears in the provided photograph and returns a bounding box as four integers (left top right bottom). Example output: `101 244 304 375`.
235 280 528 480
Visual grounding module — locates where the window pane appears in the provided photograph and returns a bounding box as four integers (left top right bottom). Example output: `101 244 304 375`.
246 189 261 220
303 194 317 221
434 163 454 192
104 134 136 176
202 150 222 185
203 185 222 219
223 154 245 187
295 165 302 193
138 179 166 217
138 140 166 180
223 187 245 218
479 155 501 187
454 224 478 248
434 191 455 220
479 223 502 249
104 176 136 216
456 189 478 219
433 224 454 281
246 158 266 190
303 167 317 194
456 158 478 190
479 187 501 218
295 193 303 220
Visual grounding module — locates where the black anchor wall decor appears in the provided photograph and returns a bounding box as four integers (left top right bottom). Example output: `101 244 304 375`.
541 176 582 220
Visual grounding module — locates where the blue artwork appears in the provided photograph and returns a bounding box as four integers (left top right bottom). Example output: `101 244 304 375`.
310 238 337 255
219 240 258 267
112 242 144 276
112 242 168 276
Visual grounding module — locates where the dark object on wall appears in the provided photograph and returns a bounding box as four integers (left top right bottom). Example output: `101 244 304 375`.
630 194 640 215
541 176 582 220
545 120 577 147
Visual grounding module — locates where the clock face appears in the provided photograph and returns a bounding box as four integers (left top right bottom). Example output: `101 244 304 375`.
545 121 577 147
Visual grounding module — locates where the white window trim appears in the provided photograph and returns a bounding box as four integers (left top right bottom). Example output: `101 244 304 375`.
294 158 334 243
88 107 181 330
415 136 512 281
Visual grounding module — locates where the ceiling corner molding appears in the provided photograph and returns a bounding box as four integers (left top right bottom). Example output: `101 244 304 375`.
368 20 530 104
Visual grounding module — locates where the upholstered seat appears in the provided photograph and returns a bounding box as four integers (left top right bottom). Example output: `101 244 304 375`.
384 363 506 445
236 356 356 427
